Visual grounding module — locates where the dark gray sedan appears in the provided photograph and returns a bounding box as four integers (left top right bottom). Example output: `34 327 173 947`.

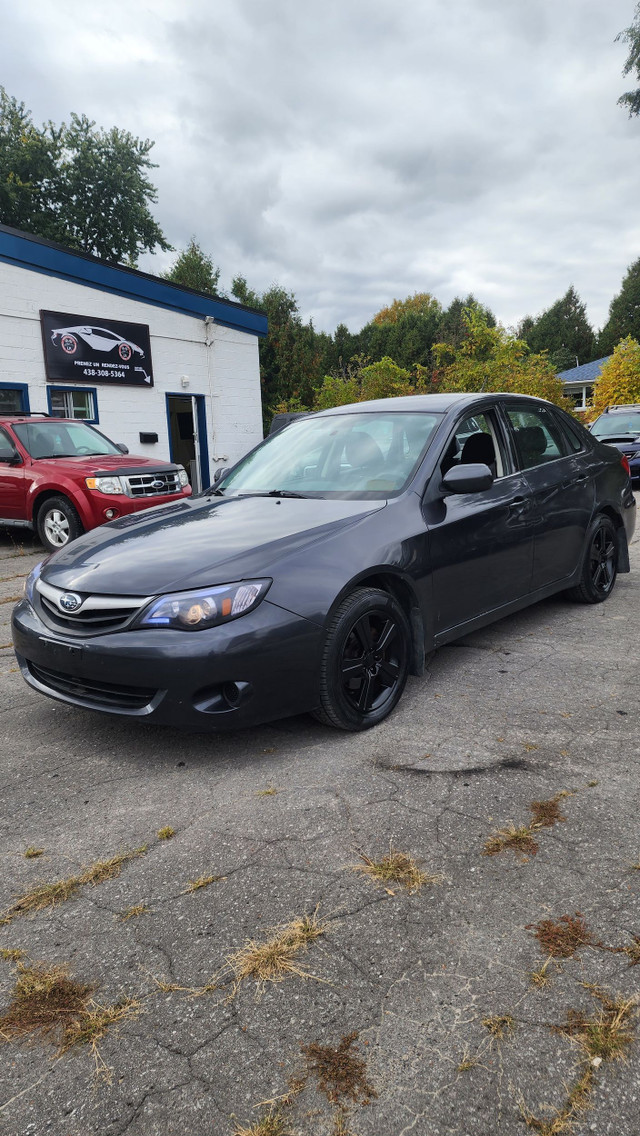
12 393 636 731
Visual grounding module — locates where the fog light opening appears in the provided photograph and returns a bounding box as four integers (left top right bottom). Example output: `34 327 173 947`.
104 508 118 519
223 681 241 708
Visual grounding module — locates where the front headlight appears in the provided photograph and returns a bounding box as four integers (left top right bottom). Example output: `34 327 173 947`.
134 580 272 631
24 561 43 605
86 476 124 495
178 467 189 487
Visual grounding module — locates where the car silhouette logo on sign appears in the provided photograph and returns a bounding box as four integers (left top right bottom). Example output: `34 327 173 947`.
59 593 82 613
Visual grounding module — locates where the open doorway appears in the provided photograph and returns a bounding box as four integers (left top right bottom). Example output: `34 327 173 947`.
166 394 208 492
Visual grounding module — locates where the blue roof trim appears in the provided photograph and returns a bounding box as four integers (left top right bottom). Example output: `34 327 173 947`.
557 357 610 384
0 227 268 338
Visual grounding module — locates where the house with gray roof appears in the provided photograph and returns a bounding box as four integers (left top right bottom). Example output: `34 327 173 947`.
557 357 609 411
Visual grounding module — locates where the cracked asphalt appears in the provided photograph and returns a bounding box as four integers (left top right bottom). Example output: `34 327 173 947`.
0 510 639 1136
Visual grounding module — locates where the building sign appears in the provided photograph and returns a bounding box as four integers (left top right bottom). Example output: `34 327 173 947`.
40 310 154 387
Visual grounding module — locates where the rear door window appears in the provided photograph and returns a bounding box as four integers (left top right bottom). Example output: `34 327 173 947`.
504 406 566 470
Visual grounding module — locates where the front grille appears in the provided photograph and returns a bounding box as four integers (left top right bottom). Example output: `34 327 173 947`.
36 581 151 636
27 661 157 710
123 471 182 498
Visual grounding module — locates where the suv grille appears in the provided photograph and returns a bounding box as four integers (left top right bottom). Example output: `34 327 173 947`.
27 661 156 711
123 471 182 498
37 580 151 636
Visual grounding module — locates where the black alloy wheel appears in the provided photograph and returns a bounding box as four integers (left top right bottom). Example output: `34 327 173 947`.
314 587 411 731
567 515 618 604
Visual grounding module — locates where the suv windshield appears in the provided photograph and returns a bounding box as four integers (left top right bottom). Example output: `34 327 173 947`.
215 411 443 499
13 420 121 459
592 410 640 437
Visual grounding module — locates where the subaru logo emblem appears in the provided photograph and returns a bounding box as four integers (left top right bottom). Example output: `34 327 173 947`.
59 592 82 613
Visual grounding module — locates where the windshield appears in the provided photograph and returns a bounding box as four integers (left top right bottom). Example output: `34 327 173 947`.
592 411 640 437
14 420 121 459
214 411 443 499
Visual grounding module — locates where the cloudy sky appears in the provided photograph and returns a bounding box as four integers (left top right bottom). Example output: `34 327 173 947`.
3 0 640 334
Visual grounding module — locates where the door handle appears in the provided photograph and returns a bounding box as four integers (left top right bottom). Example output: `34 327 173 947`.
509 496 527 508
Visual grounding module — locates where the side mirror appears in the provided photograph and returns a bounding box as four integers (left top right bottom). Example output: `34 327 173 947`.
0 452 22 466
213 466 229 483
115 442 129 454
442 463 494 495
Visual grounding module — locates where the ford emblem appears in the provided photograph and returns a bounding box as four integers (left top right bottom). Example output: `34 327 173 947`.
151 479 164 490
59 592 82 613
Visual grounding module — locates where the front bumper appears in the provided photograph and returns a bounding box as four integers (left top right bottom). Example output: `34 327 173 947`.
12 598 323 731
81 486 192 528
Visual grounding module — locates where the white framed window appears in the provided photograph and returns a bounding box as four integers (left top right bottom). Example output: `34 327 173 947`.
48 387 98 422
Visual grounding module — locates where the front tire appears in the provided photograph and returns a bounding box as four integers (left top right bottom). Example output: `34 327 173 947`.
36 496 83 553
566 515 618 604
313 587 411 731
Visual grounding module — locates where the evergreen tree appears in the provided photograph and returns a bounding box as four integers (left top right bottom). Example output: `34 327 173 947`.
617 2 640 116
163 238 221 294
520 286 595 369
598 258 640 354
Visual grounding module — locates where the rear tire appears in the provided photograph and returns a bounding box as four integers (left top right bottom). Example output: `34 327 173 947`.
313 587 411 731
566 515 618 604
36 496 83 553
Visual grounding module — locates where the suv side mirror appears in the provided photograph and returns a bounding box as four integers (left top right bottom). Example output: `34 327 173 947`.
442 463 494 495
213 466 229 483
0 452 22 466
115 442 129 454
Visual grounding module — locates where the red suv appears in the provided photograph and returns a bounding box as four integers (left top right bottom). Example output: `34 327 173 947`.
0 414 192 552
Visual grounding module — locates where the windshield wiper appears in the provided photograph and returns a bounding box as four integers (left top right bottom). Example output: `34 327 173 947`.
266 489 308 498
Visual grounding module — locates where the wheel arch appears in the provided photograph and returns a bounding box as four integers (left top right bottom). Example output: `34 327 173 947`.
31 487 89 530
594 506 630 573
326 569 427 677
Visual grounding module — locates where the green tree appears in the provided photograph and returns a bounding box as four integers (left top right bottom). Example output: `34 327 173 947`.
519 286 595 369
435 295 496 350
433 308 572 408
372 292 441 325
617 3 640 116
592 336 640 414
598 257 640 353
164 238 221 294
0 87 169 262
358 292 444 369
314 356 427 410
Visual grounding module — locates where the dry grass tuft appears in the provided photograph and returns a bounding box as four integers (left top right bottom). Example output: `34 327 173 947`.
527 913 593 959
530 795 568 828
157 826 175 840
0 948 25 962
226 912 325 993
331 1108 358 1135
622 935 640 966
529 957 554 988
23 847 44 859
553 988 637 1062
232 1109 290 1136
117 903 148 921
183 874 224 894
482 1013 516 1040
0 961 141 1076
301 1032 377 1106
0 847 147 925
352 847 443 893
256 786 279 797
522 1068 593 1135
483 824 539 859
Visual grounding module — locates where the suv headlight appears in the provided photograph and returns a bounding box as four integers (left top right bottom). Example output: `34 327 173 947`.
86 476 124 495
134 580 272 631
178 467 189 487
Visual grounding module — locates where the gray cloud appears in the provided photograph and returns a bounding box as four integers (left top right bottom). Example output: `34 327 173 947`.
2 0 640 334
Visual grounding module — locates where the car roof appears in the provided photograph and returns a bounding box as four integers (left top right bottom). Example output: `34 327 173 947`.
314 392 554 416
597 404 640 413
0 415 75 424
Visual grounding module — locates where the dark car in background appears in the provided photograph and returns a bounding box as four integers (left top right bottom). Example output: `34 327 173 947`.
590 404 640 479
12 393 635 733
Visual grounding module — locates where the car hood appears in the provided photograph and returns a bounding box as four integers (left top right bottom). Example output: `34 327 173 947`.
40 494 386 596
31 455 178 473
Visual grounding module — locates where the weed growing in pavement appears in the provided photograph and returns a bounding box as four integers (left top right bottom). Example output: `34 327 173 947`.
522 987 637 1134
483 791 574 860
0 847 147 924
527 913 594 959
0 948 25 962
256 786 279 797
0 960 141 1077
231 1108 291 1136
622 934 640 966
301 1032 378 1106
528 957 555 988
157 826 175 840
226 911 325 995
352 846 443 893
0 594 22 605
23 847 44 859
183 874 224 894
117 903 148 921
482 1014 516 1040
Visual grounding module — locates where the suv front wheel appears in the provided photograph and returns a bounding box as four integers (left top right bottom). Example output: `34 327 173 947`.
36 496 83 552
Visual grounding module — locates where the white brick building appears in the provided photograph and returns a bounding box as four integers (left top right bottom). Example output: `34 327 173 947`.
0 225 266 489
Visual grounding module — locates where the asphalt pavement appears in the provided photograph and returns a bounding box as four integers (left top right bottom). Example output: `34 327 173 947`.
0 513 638 1136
